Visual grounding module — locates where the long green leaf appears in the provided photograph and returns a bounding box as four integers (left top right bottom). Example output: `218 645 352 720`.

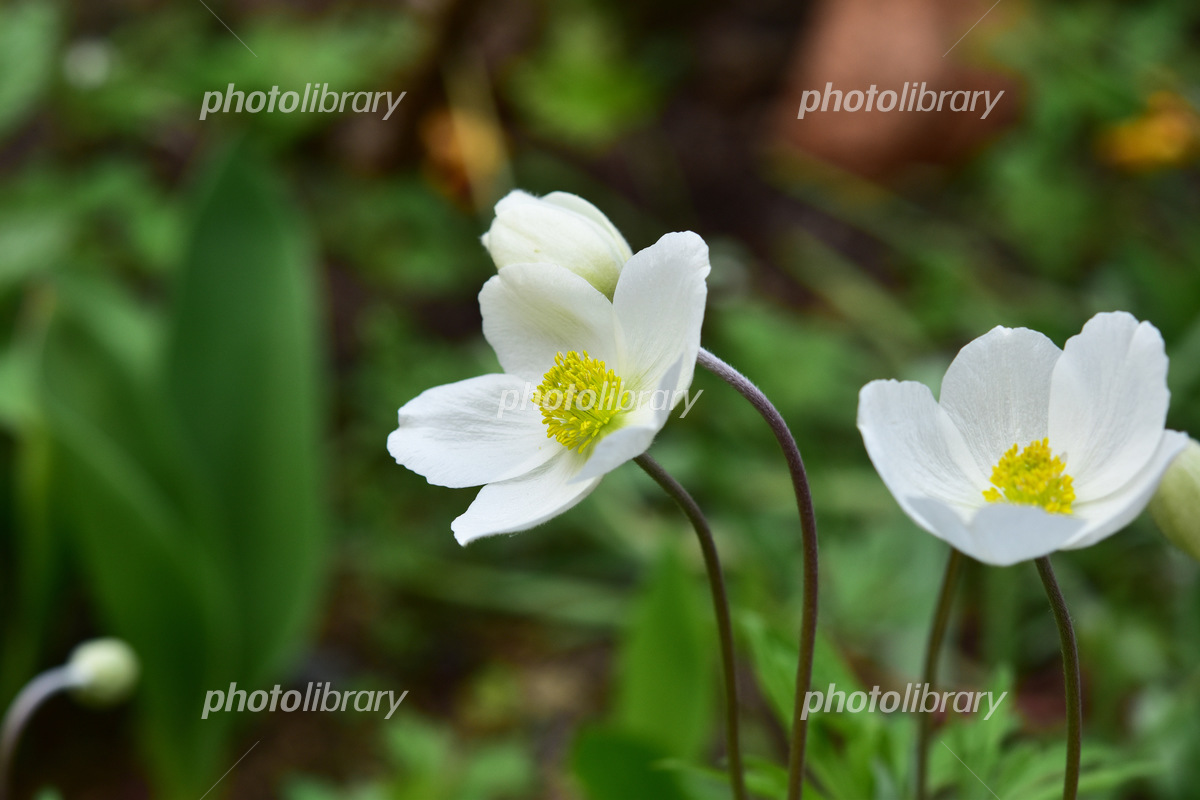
167 145 327 682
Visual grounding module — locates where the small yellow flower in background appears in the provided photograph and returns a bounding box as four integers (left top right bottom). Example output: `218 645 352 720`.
481 190 634 298
858 312 1189 566
389 208 709 544
1150 437 1200 562
420 107 509 206
1097 91 1200 172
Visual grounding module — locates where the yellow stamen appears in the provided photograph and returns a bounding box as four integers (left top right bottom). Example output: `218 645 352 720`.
983 438 1075 514
535 351 626 453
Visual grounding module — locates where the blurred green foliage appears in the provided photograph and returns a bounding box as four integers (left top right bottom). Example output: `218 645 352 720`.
0 4 59 140
0 124 328 797
287 715 535 800
0 0 1199 798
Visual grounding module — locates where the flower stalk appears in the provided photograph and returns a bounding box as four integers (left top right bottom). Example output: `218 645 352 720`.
1 639 138 800
696 347 819 800
634 453 746 800
1035 556 1082 800
0 666 78 800
915 548 964 800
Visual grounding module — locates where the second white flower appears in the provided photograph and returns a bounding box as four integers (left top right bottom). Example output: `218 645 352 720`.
857 311 1189 566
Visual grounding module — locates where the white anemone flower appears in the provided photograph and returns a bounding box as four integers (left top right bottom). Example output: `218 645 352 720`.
858 311 1189 566
481 190 634 298
388 232 709 544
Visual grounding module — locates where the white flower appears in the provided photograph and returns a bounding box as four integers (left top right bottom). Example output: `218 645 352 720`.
857 311 1189 566
481 190 634 298
389 232 709 544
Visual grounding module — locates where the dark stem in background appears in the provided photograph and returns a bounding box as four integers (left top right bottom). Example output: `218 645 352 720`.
915 548 964 800
1035 556 1082 800
696 347 820 800
0 666 79 800
634 453 747 800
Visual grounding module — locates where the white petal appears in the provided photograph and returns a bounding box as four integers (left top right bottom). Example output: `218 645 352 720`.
858 380 989 532
571 358 682 483
938 326 1062 477
481 190 629 297
387 374 557 488
479 263 618 383
1049 312 1172 500
1062 430 1189 549
572 425 657 484
540 192 633 262
908 497 1085 566
612 232 710 397
452 452 601 544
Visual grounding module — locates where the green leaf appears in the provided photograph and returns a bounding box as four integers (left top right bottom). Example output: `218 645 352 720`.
168 144 327 682
47 399 233 793
0 212 68 293
0 342 40 431
614 545 713 760
0 390 60 706
740 612 860 730
571 726 691 800
660 756 807 800
457 740 536 800
37 278 235 795
0 2 58 137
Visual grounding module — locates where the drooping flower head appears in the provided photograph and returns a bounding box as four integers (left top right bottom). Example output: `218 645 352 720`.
481 190 634 298
857 312 1188 566
68 638 140 708
389 224 709 544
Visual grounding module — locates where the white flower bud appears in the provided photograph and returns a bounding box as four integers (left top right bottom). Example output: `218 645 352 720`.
1150 436 1200 561
481 190 633 298
67 638 140 708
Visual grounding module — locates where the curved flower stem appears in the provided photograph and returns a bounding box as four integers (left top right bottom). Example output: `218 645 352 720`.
634 453 747 800
1035 556 1082 800
0 666 78 800
915 547 963 800
696 347 819 800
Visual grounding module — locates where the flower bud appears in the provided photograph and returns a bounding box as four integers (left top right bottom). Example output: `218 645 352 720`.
1150 436 1200 561
67 638 140 708
481 190 633 298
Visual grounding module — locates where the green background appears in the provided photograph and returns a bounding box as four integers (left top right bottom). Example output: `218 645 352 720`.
1 0 1199 797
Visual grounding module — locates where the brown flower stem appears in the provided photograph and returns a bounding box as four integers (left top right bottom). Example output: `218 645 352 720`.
1035 555 1082 800
634 453 747 800
915 547 963 800
696 347 819 800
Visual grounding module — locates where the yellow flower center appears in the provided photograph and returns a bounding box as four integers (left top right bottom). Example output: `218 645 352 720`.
982 438 1076 514
535 351 626 453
